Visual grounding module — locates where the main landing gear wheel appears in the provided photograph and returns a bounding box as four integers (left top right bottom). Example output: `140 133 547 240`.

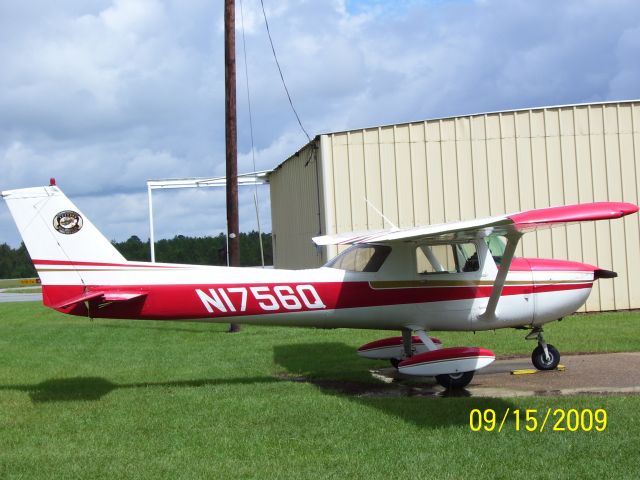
390 358 401 369
531 344 560 370
435 371 474 389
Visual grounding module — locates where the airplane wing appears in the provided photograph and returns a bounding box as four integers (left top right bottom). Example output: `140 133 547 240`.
313 201 638 320
312 202 638 246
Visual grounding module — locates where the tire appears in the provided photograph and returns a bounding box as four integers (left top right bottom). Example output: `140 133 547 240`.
390 358 401 369
531 344 560 370
435 371 474 389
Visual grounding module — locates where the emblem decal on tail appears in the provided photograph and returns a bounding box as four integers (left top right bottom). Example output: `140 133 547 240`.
53 210 83 234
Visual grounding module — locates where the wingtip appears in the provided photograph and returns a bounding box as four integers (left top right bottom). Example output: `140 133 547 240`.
618 202 639 217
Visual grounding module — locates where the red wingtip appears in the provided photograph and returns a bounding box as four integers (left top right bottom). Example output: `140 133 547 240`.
510 202 639 226
49 177 57 186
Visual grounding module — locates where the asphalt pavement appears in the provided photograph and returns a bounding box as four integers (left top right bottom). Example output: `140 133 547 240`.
0 288 43 303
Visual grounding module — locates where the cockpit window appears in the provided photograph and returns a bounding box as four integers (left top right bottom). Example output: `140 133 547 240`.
325 244 391 272
416 242 479 274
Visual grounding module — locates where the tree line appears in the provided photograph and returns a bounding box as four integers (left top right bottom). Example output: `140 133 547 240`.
0 231 273 279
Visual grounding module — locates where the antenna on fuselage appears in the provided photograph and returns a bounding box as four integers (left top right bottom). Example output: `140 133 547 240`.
364 197 398 230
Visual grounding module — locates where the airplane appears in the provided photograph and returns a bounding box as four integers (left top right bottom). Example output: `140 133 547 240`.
2 181 638 389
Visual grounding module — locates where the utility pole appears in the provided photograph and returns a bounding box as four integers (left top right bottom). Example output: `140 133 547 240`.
225 0 240 333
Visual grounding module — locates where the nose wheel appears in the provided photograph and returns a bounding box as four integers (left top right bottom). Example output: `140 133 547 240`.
527 328 560 370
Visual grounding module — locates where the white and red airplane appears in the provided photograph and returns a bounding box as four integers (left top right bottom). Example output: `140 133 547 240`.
2 182 638 388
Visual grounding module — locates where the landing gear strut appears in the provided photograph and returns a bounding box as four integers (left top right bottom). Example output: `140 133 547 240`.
526 327 560 370
389 329 414 369
402 328 475 389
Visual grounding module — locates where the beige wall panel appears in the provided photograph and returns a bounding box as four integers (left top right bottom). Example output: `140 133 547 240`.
486 137 506 214
320 135 336 237
574 106 590 135
441 140 461 220
347 132 368 231
440 118 455 141
485 113 500 139
559 131 582 272
545 134 568 260
394 123 410 143
270 143 323 269
559 108 575 135
410 123 430 226
544 109 560 136
604 127 628 309
589 113 615 310
603 104 619 134
589 105 604 135
331 137 352 232
499 115 525 256
533 133 553 258
617 104 633 133
470 116 490 218
573 125 600 310
545 109 567 259
619 114 640 309
409 122 425 142
379 129 399 226
530 109 545 138
424 121 445 224
395 126 415 227
456 132 476 220
363 129 384 229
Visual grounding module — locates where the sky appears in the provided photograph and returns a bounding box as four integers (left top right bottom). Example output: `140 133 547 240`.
1 0 639 247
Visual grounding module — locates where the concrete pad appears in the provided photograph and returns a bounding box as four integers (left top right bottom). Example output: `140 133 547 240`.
368 352 640 398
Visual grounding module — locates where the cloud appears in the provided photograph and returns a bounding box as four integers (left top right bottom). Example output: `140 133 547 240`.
1 0 639 248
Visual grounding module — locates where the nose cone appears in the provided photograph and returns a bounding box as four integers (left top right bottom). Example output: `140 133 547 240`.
525 259 617 281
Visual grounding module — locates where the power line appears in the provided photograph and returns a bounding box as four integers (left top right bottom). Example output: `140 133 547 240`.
260 0 311 142
239 0 265 267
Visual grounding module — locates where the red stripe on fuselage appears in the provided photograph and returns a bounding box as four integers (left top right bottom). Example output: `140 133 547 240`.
42 281 593 320
33 259 180 269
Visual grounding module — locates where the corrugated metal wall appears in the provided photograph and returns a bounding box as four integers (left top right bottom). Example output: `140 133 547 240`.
269 142 325 269
271 100 640 311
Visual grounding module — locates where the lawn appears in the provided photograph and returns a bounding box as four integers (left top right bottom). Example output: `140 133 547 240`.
0 302 639 479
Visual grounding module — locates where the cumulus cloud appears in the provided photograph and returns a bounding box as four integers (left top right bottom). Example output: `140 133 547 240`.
1 0 639 248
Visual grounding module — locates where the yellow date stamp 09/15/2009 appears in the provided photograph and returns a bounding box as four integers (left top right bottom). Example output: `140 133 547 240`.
469 408 608 432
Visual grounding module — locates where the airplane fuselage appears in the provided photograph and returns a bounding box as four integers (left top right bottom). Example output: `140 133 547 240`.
38 256 595 332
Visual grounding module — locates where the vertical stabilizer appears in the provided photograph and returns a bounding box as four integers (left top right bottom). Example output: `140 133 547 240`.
2 186 126 281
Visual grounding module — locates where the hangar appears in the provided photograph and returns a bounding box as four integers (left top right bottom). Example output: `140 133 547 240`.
269 100 640 312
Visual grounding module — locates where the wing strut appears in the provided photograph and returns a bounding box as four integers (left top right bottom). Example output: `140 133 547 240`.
481 232 522 320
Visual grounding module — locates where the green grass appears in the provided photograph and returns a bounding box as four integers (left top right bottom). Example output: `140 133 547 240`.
0 302 639 479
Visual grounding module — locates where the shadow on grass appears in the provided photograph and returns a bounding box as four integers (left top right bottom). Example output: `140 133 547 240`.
274 342 517 428
0 376 279 403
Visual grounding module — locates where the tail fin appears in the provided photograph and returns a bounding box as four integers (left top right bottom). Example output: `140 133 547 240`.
2 185 126 280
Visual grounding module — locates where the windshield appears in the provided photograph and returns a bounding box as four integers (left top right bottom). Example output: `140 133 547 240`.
325 244 391 272
485 235 506 265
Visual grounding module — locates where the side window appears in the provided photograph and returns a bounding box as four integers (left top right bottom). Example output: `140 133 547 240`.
485 235 506 266
326 245 391 272
416 242 479 274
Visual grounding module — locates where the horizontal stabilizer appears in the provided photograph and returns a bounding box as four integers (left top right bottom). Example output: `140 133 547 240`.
54 290 147 309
